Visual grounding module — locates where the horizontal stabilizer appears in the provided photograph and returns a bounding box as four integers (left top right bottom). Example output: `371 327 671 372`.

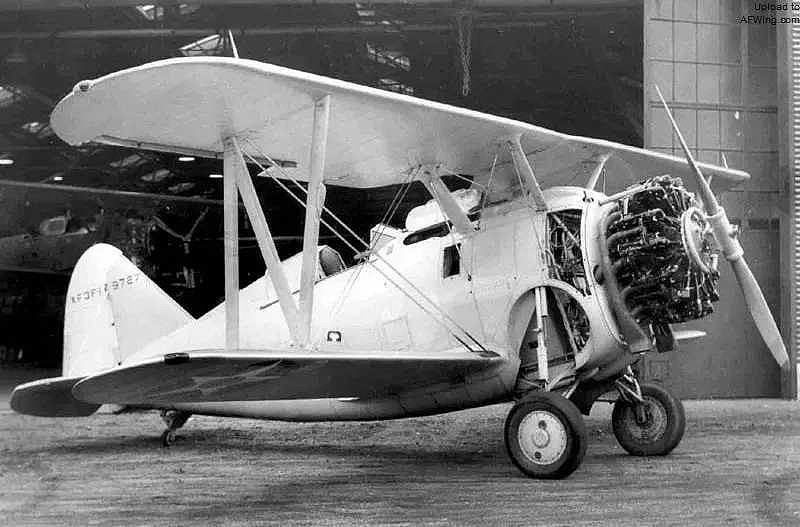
11 376 101 417
72 349 504 405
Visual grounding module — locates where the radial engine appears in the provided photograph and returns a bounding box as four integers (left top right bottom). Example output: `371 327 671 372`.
601 176 720 348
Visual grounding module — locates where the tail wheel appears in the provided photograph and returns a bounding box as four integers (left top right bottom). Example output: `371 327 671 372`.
612 382 685 456
504 392 587 479
159 410 191 448
161 429 176 447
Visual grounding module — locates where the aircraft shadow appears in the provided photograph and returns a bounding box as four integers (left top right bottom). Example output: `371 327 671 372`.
24 431 508 465
8 428 647 523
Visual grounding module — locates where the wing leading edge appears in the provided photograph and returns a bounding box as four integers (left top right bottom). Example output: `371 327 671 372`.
71 349 505 405
51 57 748 197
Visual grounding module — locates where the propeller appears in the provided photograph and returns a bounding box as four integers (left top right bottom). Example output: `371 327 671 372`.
655 85 790 370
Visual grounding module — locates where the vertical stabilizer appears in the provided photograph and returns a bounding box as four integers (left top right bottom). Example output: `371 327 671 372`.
64 243 193 377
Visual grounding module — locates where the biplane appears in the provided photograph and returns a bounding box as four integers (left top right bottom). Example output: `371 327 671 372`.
11 57 789 479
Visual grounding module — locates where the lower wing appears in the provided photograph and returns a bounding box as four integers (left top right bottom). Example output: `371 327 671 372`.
71 348 505 405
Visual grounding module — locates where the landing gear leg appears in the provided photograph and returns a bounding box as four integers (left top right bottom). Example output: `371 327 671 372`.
504 392 587 479
611 369 685 456
160 410 191 447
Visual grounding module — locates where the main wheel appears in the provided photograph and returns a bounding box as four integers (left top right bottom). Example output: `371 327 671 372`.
612 382 685 456
504 392 587 479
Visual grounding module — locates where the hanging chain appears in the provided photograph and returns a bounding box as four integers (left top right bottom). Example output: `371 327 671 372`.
455 10 473 97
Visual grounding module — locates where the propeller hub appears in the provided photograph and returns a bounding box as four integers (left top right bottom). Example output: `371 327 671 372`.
680 207 717 274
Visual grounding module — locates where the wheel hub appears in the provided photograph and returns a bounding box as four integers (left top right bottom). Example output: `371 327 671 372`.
518 411 567 465
532 424 550 448
634 404 651 426
626 397 668 441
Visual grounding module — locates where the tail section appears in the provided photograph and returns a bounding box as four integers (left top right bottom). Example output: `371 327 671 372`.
11 243 193 416
64 243 193 377
10 376 100 417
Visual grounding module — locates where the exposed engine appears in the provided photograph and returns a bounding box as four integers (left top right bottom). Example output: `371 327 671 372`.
548 209 589 295
604 176 719 326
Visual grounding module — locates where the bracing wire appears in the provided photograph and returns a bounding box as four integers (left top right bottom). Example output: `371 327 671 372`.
326 167 417 335
239 139 486 352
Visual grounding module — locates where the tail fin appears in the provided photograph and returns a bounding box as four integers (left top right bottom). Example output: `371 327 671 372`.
11 243 193 417
64 243 194 377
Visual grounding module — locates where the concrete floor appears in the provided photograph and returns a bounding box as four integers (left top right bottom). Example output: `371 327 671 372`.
1 396 799 526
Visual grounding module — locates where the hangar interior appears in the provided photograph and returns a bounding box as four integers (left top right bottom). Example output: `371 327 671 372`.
0 0 794 399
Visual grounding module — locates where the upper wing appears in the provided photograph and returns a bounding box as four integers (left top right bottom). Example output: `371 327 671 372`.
51 57 748 195
71 348 505 405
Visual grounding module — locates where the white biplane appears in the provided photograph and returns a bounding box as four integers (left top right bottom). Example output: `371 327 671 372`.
11 57 789 479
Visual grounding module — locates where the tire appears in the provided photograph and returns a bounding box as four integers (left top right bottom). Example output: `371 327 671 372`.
161 429 175 447
612 382 685 456
504 392 588 479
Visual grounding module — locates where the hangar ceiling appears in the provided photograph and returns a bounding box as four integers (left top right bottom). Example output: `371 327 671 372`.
0 0 642 236
0 1 642 364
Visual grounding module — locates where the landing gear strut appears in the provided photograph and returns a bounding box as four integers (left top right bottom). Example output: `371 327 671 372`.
611 371 685 456
504 392 587 479
160 410 191 447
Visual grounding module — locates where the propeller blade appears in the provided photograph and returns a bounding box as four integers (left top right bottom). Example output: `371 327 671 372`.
653 85 719 215
655 84 790 370
729 257 790 369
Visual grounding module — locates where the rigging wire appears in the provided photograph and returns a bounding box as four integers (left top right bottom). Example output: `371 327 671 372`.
326 167 417 335
239 140 486 352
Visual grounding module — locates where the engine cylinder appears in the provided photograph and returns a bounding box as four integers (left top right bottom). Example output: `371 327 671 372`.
604 176 719 325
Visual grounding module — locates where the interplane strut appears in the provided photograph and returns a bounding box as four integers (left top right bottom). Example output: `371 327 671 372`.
585 153 612 191
221 96 332 349
298 95 331 346
242 142 489 354
222 139 240 352
506 135 547 211
223 136 301 346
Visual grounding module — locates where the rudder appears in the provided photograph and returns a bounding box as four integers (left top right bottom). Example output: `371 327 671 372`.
64 243 194 377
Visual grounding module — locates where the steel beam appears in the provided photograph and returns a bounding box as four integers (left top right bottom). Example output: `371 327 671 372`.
298 95 330 347
3 0 636 11
0 21 551 40
0 178 237 207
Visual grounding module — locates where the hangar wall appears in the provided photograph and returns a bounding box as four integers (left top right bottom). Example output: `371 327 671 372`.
785 17 800 400
642 0 790 398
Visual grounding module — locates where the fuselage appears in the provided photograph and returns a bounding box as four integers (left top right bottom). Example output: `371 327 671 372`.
130 187 628 421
